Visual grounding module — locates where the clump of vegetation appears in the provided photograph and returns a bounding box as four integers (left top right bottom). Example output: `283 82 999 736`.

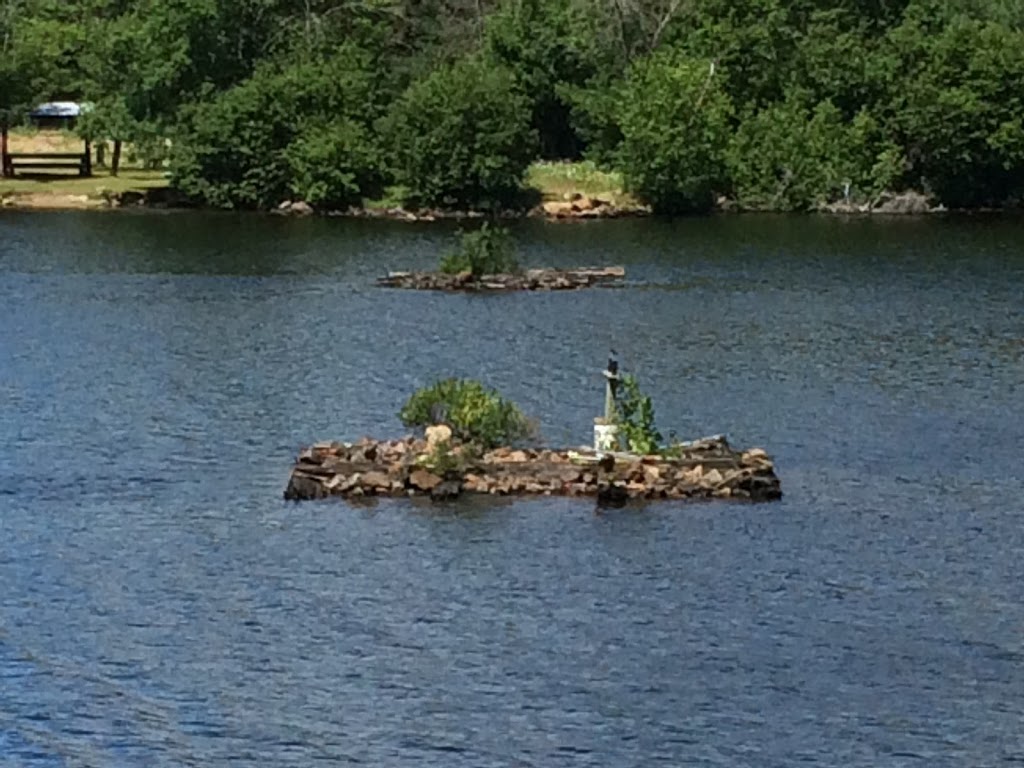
438 223 520 276
400 378 535 449
384 56 537 210
610 53 733 214
614 374 664 455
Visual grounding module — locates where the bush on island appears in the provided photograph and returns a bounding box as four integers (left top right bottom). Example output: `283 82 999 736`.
400 378 535 449
439 223 520 276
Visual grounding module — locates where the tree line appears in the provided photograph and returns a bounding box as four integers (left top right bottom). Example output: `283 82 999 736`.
2 0 1023 212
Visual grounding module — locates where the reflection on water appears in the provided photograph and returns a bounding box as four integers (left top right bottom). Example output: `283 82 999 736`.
1 211 1024 766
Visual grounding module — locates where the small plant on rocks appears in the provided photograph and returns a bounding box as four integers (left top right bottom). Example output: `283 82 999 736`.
400 378 534 449
438 223 520 276
614 373 664 455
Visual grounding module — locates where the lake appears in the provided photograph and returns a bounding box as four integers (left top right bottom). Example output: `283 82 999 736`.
1 211 1023 767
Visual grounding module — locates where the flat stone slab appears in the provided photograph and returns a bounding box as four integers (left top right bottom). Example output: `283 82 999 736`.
376 266 625 292
284 435 782 504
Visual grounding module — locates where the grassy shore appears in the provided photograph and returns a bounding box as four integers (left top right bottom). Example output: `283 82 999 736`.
1 129 168 207
524 160 635 207
3 128 632 211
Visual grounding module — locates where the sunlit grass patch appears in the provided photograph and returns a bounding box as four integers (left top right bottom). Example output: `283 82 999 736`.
525 160 635 206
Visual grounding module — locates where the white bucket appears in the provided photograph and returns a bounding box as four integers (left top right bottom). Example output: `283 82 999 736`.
593 422 620 452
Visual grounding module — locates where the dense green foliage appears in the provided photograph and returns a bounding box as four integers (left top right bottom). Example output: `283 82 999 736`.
384 56 537 210
614 374 664 456
4 0 1024 210
171 50 384 208
612 53 732 213
439 223 520 276
400 378 535 449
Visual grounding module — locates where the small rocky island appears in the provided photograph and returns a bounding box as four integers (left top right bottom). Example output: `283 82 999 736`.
285 366 782 507
284 431 781 504
377 222 625 291
377 265 625 291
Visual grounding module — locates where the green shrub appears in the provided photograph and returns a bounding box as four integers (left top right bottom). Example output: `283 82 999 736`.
438 223 520 276
172 48 387 209
727 99 903 210
614 374 663 455
384 56 538 210
285 120 382 209
887 16 1024 207
613 52 733 214
400 378 535 449
172 71 294 209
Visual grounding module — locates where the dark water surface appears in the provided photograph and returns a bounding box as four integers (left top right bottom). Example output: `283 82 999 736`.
1 211 1023 767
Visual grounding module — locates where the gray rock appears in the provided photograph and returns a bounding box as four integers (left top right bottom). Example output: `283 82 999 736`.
873 191 933 215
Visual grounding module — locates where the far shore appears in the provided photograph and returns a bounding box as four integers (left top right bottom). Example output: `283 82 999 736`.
0 159 999 220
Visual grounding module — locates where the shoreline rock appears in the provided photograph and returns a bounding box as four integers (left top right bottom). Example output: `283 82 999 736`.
284 435 782 504
2 187 993 217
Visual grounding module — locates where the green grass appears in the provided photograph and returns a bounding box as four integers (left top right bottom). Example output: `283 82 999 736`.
525 160 635 205
2 128 169 201
363 162 637 211
0 168 169 198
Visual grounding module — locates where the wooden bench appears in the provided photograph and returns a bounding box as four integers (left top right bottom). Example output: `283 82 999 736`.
2 152 91 177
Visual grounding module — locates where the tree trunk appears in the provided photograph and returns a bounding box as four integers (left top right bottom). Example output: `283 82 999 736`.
96 142 106 167
112 139 122 176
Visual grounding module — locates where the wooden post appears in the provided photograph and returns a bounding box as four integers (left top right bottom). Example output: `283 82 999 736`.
1 122 9 178
595 354 621 451
111 139 122 177
83 139 92 176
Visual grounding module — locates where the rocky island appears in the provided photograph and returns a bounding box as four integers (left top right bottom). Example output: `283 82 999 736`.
284 431 781 505
376 265 625 291
285 369 782 507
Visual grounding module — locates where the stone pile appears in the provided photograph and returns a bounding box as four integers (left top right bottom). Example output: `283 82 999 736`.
376 266 625 291
537 195 650 220
284 433 781 504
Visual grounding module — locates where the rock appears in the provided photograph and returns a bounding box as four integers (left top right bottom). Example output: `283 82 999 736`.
643 465 661 484
430 480 462 501
571 196 597 212
284 473 327 500
873 190 932 215
334 473 361 492
290 200 314 216
425 424 453 449
597 483 629 508
361 471 391 490
681 465 704 483
542 201 574 217
507 450 529 463
409 469 443 491
703 468 724 486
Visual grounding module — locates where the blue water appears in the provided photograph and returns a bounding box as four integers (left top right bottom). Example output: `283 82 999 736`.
1 211 1023 766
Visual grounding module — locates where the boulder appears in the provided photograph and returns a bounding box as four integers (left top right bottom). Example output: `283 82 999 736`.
430 480 462 501
409 469 443 491
361 471 391 491
425 424 453 449
542 201 575 217
873 191 932 215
